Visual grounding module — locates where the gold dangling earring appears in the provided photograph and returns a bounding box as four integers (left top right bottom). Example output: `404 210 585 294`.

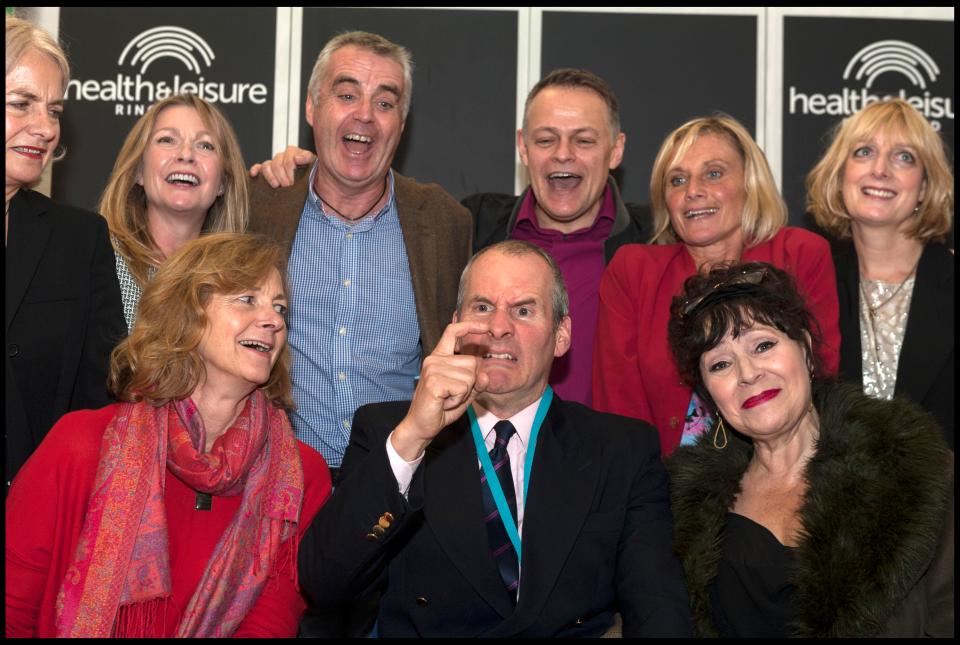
713 413 728 449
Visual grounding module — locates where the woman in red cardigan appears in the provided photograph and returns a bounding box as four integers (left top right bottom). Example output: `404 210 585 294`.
592 114 839 456
5 233 331 637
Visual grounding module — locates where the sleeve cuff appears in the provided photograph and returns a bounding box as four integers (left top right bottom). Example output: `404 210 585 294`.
385 431 424 498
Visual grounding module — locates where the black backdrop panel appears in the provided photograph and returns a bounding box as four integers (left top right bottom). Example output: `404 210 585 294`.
299 8 517 199
542 11 758 208
783 16 955 238
54 7 276 212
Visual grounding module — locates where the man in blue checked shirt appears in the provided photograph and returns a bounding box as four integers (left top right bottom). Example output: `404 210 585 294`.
247 31 472 637
249 30 471 473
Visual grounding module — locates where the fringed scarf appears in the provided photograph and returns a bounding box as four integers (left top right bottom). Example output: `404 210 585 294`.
54 390 304 637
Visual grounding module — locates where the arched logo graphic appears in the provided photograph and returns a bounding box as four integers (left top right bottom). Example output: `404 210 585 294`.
843 40 939 90
118 26 215 74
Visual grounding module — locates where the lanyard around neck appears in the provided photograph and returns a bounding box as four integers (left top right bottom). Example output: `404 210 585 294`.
467 386 553 560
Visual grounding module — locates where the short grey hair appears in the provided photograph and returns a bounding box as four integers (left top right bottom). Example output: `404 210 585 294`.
456 240 569 330
306 30 413 120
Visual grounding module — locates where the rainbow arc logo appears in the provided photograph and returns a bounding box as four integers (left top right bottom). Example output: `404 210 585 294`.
118 26 215 74
843 40 939 90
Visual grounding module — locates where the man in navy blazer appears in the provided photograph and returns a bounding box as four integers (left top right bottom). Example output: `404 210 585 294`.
298 240 692 637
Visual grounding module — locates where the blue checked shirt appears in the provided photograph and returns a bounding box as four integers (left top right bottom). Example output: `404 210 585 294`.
287 165 421 467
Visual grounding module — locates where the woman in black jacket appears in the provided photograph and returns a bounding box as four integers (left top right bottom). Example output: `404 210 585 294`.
5 15 125 489
806 98 953 449
665 262 952 637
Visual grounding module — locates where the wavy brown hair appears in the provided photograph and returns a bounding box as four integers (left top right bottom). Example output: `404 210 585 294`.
99 94 249 288
109 233 293 409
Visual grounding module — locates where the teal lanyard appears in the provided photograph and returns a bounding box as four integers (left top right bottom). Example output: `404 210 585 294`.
467 386 553 560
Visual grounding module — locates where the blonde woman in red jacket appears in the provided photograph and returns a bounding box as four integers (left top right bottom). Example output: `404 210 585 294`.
592 115 839 455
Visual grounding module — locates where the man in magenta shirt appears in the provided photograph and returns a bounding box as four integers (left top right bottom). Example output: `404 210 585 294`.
463 69 650 405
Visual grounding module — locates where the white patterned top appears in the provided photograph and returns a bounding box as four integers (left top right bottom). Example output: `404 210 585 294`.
112 239 156 332
859 276 916 400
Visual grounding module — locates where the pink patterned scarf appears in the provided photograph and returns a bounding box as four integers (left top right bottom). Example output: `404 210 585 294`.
55 390 304 637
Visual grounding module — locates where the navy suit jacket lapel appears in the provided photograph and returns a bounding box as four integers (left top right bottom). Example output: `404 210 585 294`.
488 399 600 636
6 191 52 331
423 415 515 618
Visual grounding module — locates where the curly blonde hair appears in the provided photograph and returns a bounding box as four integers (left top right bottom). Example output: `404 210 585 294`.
99 94 249 288
109 233 293 409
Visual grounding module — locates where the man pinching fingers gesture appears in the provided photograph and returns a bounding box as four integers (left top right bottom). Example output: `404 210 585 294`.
390 321 490 461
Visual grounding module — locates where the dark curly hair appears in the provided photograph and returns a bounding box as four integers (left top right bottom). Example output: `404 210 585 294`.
667 262 824 410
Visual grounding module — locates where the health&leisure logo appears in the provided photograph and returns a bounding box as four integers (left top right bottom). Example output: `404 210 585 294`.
119 26 215 75
66 26 268 116
789 40 953 129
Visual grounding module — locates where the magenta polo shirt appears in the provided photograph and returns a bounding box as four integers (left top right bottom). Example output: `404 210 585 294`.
511 186 615 406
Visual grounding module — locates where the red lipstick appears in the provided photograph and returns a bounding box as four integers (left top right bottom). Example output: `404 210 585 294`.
742 389 780 409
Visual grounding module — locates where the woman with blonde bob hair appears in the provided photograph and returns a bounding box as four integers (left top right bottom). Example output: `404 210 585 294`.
593 114 840 455
100 93 249 330
806 98 954 448
6 233 331 638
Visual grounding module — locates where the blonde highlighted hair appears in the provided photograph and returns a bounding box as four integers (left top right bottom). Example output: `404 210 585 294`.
806 98 953 242
5 15 70 93
649 114 787 246
109 233 293 409
98 93 249 288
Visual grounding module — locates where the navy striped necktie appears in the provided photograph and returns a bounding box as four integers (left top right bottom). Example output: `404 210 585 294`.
480 419 520 604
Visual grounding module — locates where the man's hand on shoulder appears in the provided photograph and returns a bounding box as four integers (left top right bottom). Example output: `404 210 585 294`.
249 145 316 188
391 321 490 461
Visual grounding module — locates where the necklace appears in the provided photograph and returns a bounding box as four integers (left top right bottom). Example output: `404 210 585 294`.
316 177 388 222
858 260 918 371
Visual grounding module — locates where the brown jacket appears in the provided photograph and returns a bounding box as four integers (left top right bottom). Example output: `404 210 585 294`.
248 168 473 356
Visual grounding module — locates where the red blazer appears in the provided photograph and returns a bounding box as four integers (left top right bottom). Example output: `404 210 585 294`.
5 405 331 638
592 227 840 456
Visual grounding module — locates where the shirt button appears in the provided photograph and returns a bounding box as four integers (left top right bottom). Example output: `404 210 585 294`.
339 327 347 336
670 416 679 429
339 372 346 381
8 343 20 357
415 597 428 607
343 279 351 287
346 232 353 239
343 420 351 429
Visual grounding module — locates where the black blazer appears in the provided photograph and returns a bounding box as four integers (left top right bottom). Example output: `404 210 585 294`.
833 240 954 448
5 189 126 487
298 396 692 638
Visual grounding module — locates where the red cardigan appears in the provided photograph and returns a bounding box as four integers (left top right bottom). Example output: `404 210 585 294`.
5 404 331 638
592 227 840 456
